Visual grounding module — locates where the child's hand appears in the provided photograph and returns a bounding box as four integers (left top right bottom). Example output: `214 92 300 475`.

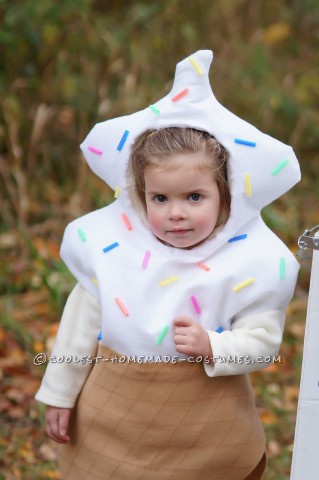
45 406 72 444
173 316 213 359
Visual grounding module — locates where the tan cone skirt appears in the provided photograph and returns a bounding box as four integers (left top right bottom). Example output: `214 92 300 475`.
59 345 266 480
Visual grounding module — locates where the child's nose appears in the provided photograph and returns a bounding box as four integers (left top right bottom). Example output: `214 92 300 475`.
169 202 187 220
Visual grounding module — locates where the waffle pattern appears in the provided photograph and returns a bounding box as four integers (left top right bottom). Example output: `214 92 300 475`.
59 345 266 479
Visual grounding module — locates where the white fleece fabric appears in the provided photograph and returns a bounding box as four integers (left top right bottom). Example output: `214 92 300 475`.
36 284 100 408
36 283 285 408
36 50 301 408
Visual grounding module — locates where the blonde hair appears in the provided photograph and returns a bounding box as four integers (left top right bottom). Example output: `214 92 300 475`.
128 127 231 227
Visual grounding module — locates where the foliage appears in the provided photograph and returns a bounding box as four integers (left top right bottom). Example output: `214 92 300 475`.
1 0 319 232
0 0 318 478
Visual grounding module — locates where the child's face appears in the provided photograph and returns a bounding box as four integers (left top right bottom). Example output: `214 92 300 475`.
144 153 221 249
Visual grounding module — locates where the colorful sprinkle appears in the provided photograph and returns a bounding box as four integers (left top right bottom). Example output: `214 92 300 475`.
280 257 286 279
244 173 252 197
114 186 121 198
97 331 102 341
198 262 210 271
103 242 119 253
216 327 224 333
91 277 98 286
115 297 129 316
142 249 151 269
272 159 289 175
88 146 103 155
234 138 256 147
171 88 189 102
149 104 161 115
121 213 132 231
160 276 180 287
190 295 201 315
156 325 169 345
117 130 129 151
189 56 203 75
228 234 248 243
77 228 87 242
233 277 255 292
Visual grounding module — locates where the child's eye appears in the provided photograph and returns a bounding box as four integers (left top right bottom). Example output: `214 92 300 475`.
154 194 167 203
188 193 202 202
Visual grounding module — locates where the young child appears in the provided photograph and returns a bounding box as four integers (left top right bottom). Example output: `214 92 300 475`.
36 51 301 480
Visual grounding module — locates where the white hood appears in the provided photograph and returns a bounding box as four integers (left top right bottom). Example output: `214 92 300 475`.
79 50 300 256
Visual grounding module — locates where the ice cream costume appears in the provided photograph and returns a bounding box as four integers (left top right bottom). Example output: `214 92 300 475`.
36 50 300 479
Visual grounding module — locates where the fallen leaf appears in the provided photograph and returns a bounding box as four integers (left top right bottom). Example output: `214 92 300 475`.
38 442 58 462
262 22 292 45
287 322 306 339
7 406 26 419
286 298 308 316
34 341 45 353
259 409 279 425
0 348 26 368
40 470 61 479
267 440 281 456
6 388 26 404
19 446 36 463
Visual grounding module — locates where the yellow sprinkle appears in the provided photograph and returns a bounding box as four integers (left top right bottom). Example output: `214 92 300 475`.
244 173 252 197
232 277 255 292
159 276 180 287
189 56 203 75
114 186 121 198
91 278 98 286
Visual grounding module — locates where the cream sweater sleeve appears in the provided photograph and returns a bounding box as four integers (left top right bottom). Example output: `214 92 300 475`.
35 283 101 408
204 310 285 377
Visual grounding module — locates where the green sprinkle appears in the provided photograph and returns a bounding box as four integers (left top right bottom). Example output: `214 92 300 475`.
77 228 87 242
149 105 160 115
280 257 285 279
272 159 289 175
156 325 169 345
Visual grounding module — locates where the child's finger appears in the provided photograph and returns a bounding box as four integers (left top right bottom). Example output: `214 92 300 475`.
175 344 192 355
173 334 189 345
173 316 193 328
173 326 188 336
58 410 71 439
45 408 71 443
46 421 67 444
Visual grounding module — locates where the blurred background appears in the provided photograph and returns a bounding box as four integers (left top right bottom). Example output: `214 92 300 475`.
0 0 318 478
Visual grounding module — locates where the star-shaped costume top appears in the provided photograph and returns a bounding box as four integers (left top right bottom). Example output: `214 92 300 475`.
60 50 301 357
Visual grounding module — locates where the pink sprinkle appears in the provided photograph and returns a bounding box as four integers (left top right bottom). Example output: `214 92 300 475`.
190 295 201 315
121 213 132 231
88 146 103 155
171 88 189 102
115 297 129 316
198 262 210 271
142 249 151 269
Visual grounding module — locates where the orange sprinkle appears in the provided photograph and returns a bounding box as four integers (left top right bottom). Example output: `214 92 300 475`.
121 213 132 231
198 262 210 271
171 88 189 102
115 297 129 316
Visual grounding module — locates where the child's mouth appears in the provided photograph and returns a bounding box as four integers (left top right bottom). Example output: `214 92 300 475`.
168 229 192 234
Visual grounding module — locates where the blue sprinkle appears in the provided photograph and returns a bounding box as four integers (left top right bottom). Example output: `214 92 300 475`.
234 138 256 147
216 327 224 334
103 241 119 253
117 130 129 151
228 234 248 243
97 331 102 341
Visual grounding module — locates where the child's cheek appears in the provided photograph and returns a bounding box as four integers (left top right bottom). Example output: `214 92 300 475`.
147 210 164 236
